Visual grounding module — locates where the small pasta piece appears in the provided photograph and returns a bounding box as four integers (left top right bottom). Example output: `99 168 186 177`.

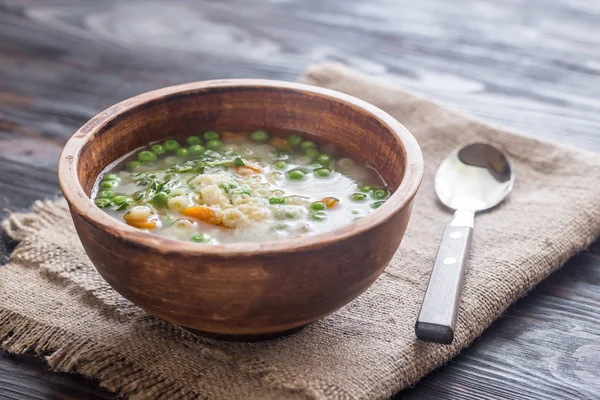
222 208 249 228
173 218 194 229
237 203 271 221
169 188 188 197
128 205 152 220
168 195 192 211
200 185 231 208
285 195 311 206
124 206 156 229
271 205 306 220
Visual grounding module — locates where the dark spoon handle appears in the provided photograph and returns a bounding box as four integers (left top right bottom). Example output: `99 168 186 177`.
415 210 473 344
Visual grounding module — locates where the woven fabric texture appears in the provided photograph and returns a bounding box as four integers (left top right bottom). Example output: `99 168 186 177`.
1 63 599 400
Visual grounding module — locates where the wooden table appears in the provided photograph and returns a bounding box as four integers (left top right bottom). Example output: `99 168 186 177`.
1 0 599 398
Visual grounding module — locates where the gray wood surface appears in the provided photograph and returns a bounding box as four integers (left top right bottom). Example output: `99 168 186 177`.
0 0 599 398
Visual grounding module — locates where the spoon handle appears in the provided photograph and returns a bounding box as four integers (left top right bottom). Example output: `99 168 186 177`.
415 209 474 344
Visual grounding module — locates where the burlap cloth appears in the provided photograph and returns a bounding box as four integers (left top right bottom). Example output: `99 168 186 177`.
2 63 600 400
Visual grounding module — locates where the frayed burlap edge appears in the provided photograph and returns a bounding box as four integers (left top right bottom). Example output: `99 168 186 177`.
1 200 339 400
0 308 201 400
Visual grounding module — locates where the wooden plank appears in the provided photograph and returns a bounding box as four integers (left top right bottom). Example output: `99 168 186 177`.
0 0 599 398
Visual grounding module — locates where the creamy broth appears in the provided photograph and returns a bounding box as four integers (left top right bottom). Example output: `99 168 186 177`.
93 130 390 244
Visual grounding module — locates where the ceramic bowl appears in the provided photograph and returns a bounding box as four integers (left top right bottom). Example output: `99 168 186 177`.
58 79 423 339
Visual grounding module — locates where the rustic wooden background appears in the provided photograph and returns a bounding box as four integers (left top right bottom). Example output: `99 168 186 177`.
1 0 599 398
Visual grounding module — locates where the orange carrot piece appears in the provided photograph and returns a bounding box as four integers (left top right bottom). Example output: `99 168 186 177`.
221 131 243 142
235 164 262 174
124 214 157 229
270 136 289 150
321 197 340 208
181 205 221 225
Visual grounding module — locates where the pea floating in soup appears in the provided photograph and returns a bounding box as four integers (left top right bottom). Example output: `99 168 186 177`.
92 130 391 244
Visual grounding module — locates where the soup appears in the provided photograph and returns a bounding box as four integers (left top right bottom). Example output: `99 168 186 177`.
92 130 390 244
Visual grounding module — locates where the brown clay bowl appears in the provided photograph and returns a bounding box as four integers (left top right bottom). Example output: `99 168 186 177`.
58 79 424 340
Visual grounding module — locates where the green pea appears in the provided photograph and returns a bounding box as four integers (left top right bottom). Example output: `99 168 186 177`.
127 161 142 171
274 161 287 170
317 154 332 165
190 233 208 243
94 198 112 208
314 168 330 177
310 210 327 221
310 201 326 210
137 150 157 162
309 163 323 170
103 173 121 182
359 185 372 193
350 192 368 202
112 196 132 205
287 170 305 180
100 180 117 189
97 190 114 199
372 189 388 199
176 148 189 158
204 131 219 140
206 139 222 150
305 148 320 158
163 140 180 152
187 135 202 145
151 144 166 155
152 192 169 208
189 144 206 155
301 141 317 150
269 196 286 204
287 134 304 147
251 130 269 142
371 201 385 209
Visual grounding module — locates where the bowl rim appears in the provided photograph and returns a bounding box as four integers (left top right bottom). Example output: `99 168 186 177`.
58 79 424 257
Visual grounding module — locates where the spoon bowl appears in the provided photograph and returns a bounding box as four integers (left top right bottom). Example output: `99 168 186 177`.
435 143 514 212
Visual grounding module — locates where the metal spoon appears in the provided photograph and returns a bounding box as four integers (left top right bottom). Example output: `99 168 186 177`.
415 143 514 344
